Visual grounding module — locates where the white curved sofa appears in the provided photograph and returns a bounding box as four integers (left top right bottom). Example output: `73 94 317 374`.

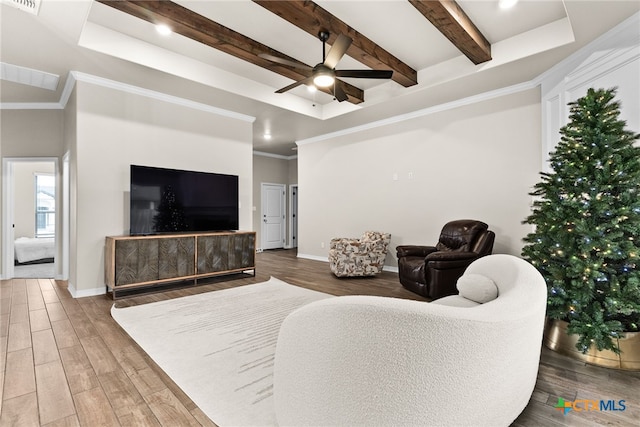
273 254 547 426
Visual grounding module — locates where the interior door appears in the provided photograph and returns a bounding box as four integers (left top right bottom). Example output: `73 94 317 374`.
261 183 285 250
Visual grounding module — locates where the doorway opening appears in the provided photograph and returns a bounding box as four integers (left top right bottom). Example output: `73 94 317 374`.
2 157 61 279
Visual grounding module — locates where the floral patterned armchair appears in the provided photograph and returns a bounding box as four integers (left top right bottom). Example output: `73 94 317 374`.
329 231 391 277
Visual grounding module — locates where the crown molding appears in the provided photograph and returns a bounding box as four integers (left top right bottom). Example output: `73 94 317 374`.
58 72 76 108
2 70 256 124
253 150 297 160
70 71 255 123
536 11 640 94
0 102 63 109
296 80 536 146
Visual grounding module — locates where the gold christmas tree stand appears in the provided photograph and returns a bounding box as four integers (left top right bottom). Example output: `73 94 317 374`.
544 319 640 371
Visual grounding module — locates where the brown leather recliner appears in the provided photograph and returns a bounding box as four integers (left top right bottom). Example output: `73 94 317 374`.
396 220 495 300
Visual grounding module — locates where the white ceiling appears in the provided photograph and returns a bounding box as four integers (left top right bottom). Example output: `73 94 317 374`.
1 0 639 155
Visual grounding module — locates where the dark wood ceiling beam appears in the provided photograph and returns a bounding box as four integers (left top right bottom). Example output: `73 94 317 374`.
409 0 491 65
253 0 418 88
96 0 364 103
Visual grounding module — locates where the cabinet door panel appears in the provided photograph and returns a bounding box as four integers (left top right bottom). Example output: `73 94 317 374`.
198 235 230 274
228 234 255 270
228 234 242 270
115 239 159 285
159 237 195 279
242 233 256 267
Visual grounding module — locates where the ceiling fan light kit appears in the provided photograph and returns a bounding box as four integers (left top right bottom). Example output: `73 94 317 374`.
312 66 335 88
261 30 393 102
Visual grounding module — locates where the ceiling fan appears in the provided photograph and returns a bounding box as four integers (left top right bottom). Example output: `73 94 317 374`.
259 31 393 102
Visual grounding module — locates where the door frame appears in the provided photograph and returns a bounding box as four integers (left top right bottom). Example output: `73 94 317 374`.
288 184 298 249
260 182 286 251
62 152 70 280
2 157 62 279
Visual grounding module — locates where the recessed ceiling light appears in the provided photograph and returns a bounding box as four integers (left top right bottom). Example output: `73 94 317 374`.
499 0 518 9
156 24 172 36
264 133 272 140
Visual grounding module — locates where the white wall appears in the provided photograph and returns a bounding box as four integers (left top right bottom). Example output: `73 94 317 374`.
0 110 64 157
72 80 253 296
298 88 542 267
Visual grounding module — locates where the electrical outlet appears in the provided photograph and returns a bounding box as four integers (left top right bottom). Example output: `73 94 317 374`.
321 242 325 248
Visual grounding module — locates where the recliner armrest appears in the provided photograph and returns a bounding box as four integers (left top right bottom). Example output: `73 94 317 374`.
396 245 437 258
425 251 479 269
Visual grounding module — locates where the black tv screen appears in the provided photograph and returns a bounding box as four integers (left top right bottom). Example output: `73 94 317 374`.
130 165 239 235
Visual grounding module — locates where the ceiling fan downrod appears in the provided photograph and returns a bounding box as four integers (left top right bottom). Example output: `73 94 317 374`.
318 31 330 62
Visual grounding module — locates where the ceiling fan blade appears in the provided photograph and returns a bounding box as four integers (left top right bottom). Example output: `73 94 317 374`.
335 69 393 79
323 34 352 69
259 53 312 71
333 80 348 102
275 76 314 94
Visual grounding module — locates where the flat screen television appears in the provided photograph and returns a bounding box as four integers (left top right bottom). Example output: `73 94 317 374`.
129 165 239 235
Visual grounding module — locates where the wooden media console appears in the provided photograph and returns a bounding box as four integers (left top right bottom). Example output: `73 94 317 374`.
105 231 256 298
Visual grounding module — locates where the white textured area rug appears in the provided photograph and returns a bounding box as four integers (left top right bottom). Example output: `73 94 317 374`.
111 277 332 426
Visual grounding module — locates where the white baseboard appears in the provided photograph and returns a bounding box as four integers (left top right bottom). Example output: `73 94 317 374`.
68 281 107 298
296 253 328 263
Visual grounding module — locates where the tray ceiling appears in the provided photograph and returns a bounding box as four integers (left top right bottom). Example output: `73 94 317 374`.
1 0 639 155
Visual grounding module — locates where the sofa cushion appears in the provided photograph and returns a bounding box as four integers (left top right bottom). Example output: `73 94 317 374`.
456 273 498 303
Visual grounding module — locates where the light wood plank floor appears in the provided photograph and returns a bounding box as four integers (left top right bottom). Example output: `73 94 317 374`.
1 249 639 426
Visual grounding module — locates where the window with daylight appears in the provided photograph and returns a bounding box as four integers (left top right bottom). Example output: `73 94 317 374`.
35 173 55 237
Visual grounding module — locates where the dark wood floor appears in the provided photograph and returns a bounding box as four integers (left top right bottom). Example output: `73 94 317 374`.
1 249 639 426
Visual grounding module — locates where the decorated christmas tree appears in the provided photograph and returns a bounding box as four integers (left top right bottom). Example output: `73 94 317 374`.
522 87 640 354
153 185 187 232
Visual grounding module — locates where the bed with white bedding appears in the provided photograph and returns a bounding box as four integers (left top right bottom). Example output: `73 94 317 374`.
14 237 55 264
